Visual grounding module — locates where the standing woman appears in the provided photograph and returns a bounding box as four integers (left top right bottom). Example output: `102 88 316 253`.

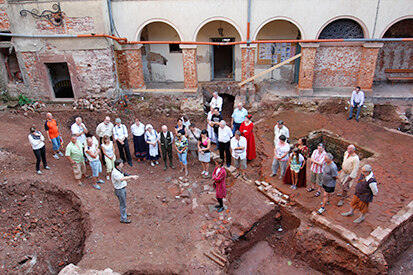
212 158 227 213
239 114 256 161
287 148 305 190
144 124 160 167
131 118 147 162
174 133 189 176
187 123 201 161
28 126 50 175
175 118 187 137
101 135 116 180
198 129 211 177
283 137 309 188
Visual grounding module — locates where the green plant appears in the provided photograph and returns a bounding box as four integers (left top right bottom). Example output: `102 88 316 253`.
18 94 32 106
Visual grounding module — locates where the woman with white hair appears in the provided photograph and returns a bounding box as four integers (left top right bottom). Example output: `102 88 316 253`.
144 124 160 167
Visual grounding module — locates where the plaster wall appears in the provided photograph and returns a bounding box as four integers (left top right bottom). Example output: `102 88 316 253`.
374 42 413 81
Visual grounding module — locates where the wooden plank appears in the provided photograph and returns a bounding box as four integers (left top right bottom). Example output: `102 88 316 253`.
132 88 197 93
204 252 225 267
238 53 302 87
211 251 227 263
385 69 413 73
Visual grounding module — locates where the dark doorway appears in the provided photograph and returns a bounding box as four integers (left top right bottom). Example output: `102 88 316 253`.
46 63 74 98
220 93 235 123
211 38 234 80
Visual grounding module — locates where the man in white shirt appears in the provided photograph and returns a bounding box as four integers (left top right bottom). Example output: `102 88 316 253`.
96 116 114 160
341 164 378 224
274 120 289 147
271 135 290 179
113 118 133 167
218 120 233 167
210 92 223 112
111 159 139 224
337 145 360 207
347 86 364 122
84 137 104 190
71 117 88 144
230 130 247 179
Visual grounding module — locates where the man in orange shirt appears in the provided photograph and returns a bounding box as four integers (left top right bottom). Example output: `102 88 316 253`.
45 112 64 159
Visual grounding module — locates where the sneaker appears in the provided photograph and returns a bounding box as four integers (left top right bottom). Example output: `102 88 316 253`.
347 117 352 120
36 170 42 175
337 200 344 207
341 211 354 217
217 207 225 213
317 207 325 215
106 175 110 180
170 164 175 169
201 170 206 175
291 185 297 190
214 204 221 209
155 161 159 165
96 180 105 184
93 184 101 190
151 162 155 167
44 166 51 170
78 182 85 187
120 219 132 224
270 173 276 177
58 151 64 157
164 166 167 171
353 216 365 223
53 154 59 160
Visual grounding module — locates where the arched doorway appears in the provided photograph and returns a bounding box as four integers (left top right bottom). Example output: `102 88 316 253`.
374 19 413 82
254 19 302 83
195 20 243 81
318 19 365 39
139 22 183 85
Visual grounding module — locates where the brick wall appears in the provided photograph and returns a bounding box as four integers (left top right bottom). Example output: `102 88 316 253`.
36 15 94 34
374 42 413 81
0 8 10 30
313 46 362 88
241 47 255 81
115 48 145 89
182 48 197 89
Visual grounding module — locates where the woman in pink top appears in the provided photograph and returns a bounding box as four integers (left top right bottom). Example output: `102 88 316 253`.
212 158 227 213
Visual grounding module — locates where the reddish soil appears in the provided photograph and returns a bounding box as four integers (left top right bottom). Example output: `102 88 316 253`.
0 103 411 274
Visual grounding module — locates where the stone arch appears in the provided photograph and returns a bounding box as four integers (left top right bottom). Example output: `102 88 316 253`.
252 16 305 40
134 18 183 41
316 16 369 39
192 17 244 41
379 16 413 38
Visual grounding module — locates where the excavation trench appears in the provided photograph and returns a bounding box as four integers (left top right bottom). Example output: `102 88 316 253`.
0 181 89 274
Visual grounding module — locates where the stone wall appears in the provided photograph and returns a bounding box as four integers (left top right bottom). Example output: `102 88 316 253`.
313 46 362 88
36 15 95 34
0 0 9 30
374 42 413 81
115 47 145 90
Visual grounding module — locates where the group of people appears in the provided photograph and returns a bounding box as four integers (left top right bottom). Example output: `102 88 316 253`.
270 118 378 223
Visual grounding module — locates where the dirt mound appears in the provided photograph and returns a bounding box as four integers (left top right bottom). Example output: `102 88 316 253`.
0 181 89 274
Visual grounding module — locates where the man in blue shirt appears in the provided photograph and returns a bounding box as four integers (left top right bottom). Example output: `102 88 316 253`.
231 103 248 135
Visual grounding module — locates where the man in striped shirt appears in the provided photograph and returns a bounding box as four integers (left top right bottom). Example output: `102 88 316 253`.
308 143 327 197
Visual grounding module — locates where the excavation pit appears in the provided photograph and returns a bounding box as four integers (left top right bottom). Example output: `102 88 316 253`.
0 181 88 274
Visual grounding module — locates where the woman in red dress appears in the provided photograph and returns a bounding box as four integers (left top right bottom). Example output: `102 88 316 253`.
212 158 227 213
283 138 309 188
239 115 256 161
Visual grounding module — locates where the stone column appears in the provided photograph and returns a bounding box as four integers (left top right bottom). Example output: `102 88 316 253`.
240 45 256 102
357 43 383 93
297 43 319 96
180 45 198 89
115 44 145 90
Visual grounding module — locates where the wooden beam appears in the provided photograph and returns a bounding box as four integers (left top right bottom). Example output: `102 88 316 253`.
132 88 197 93
238 53 302 87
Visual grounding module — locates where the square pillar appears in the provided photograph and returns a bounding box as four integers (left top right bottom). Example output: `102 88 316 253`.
298 43 319 96
357 43 383 92
240 45 257 102
115 44 145 90
180 45 198 89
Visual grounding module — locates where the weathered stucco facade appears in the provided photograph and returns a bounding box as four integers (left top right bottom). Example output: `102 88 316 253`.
0 0 412 100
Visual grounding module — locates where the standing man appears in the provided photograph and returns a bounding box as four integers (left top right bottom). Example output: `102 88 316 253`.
111 159 139 224
160 125 175 171
218 120 233 167
231 103 248 135
113 118 133 167
274 120 289 146
317 153 338 215
45 112 64 160
308 143 327 197
84 137 104 190
271 135 290 179
96 116 114 146
66 135 86 187
341 164 378 223
347 86 364 122
210 91 223 113
337 145 360 206
230 130 247 180
71 117 88 145
211 107 223 151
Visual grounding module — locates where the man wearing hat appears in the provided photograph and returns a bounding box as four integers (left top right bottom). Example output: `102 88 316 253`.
113 118 133 167
274 120 289 147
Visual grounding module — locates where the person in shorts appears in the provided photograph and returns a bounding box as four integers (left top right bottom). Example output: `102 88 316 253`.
66 135 86 186
45 112 64 160
198 129 211 178
317 153 338 215
85 137 104 190
230 130 247 180
309 143 327 197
